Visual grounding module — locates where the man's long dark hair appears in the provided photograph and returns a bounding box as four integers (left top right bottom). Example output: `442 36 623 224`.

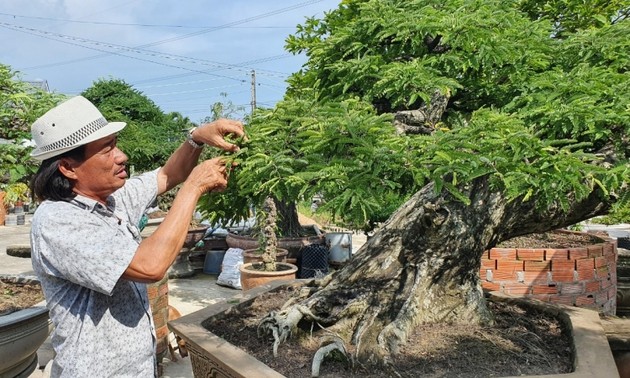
30 146 86 202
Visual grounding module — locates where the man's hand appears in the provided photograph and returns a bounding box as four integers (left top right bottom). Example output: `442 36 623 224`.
193 119 245 152
186 157 230 195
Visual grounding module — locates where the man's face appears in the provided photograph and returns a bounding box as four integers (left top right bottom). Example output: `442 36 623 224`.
62 134 128 203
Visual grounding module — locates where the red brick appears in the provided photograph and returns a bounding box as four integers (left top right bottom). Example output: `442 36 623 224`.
603 243 615 256
596 266 610 279
575 295 595 306
550 296 575 306
531 285 558 295
492 270 517 280
605 253 616 266
576 258 595 270
158 282 169 296
576 268 595 280
153 295 168 311
153 313 167 328
482 282 501 292
481 259 497 270
560 283 584 295
504 284 531 295
497 260 524 272
569 247 589 260
489 248 517 260
588 245 604 257
584 281 602 293
517 248 545 261
551 260 575 271
147 285 158 299
155 325 169 339
545 248 569 260
594 256 608 268
550 271 576 283
524 261 551 272
521 271 550 283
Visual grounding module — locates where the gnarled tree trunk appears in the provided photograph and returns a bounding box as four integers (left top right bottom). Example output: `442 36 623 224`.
260 175 610 366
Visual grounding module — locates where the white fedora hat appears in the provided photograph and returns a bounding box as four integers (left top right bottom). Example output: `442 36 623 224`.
30 96 126 161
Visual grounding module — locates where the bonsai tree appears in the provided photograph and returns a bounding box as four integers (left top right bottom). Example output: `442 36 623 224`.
199 0 630 369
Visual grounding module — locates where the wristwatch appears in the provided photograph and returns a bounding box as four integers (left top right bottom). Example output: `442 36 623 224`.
186 127 204 149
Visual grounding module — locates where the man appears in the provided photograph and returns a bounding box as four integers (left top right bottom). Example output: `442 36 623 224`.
28 96 244 377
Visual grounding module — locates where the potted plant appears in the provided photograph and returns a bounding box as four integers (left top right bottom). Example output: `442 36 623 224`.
237 197 298 290
3 182 29 213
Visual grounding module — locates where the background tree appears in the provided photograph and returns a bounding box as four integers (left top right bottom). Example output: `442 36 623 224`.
200 0 630 368
0 63 64 186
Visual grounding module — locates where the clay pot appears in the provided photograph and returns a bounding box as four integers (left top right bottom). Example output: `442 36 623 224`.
183 226 209 249
226 226 325 259
238 262 298 291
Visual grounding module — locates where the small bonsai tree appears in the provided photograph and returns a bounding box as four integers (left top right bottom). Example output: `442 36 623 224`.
3 182 29 208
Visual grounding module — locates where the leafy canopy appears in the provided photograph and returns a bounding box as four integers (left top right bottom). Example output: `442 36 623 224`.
201 0 630 230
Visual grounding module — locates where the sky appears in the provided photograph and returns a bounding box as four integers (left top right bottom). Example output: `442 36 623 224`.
0 0 340 123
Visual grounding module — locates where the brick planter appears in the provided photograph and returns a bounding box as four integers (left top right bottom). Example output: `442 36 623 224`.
481 230 617 315
147 275 169 375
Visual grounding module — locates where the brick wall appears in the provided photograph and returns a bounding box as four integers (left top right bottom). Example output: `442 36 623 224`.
481 230 617 315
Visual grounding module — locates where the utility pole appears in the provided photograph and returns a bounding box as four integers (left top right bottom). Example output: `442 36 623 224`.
250 70 257 114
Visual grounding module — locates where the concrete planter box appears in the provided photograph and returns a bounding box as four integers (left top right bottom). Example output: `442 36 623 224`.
0 277 52 378
168 280 619 378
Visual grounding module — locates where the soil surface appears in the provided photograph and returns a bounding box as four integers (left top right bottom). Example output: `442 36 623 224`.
497 230 606 248
0 278 44 315
205 230 602 377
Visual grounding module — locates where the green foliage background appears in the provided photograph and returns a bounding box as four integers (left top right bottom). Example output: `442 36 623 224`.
0 64 65 186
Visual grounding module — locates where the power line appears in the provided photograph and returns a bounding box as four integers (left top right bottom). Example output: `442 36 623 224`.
0 22 289 84
1 0 323 73
0 12 296 29
0 24 245 83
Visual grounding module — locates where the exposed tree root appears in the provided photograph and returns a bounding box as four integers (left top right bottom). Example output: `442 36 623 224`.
311 335 349 377
258 304 322 357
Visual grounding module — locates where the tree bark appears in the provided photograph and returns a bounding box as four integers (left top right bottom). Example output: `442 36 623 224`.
274 198 302 237
260 175 611 365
